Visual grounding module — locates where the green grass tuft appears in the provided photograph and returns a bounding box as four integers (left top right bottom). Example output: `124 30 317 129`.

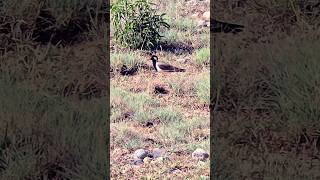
195 48 210 66
0 78 107 179
112 123 143 150
154 107 183 124
111 86 157 123
267 37 320 134
195 73 210 104
174 18 197 31
111 52 145 71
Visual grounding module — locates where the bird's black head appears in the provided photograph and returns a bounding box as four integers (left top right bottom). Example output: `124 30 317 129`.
150 55 158 71
151 55 158 62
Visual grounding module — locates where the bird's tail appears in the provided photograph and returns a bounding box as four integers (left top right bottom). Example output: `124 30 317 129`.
175 68 186 72
211 19 244 33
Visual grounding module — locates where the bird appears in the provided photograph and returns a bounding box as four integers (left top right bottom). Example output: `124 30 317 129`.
211 19 244 34
150 55 185 72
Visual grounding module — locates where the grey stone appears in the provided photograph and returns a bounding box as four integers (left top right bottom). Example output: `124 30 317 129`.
152 148 165 158
192 148 209 161
133 149 149 160
132 158 143 165
168 167 182 174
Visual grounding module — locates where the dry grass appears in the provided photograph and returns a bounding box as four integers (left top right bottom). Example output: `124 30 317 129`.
213 0 320 179
110 0 210 178
0 1 108 179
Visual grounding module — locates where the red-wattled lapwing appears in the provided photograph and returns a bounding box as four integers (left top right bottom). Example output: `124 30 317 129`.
151 55 185 72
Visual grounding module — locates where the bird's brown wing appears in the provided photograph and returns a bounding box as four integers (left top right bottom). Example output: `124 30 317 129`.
158 63 185 72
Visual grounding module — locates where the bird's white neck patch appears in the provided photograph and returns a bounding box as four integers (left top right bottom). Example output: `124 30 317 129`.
155 62 162 72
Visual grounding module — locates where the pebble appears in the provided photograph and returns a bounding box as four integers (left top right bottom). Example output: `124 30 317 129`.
133 149 149 160
192 148 209 161
152 148 165 158
168 167 182 174
132 158 143 165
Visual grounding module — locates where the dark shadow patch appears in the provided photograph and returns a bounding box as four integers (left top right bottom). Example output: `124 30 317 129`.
63 82 78 98
32 4 108 46
144 138 156 144
0 16 30 54
302 2 320 17
142 119 160 128
123 112 133 119
32 9 90 45
0 122 10 150
32 9 57 43
144 121 154 128
62 82 106 100
42 162 68 180
154 85 169 94
79 83 106 100
120 65 139 76
140 64 154 71
157 42 194 55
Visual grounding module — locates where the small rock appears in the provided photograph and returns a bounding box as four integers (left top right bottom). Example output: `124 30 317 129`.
202 11 210 21
192 148 209 161
172 169 181 174
143 157 152 164
133 149 149 160
144 121 154 128
132 158 143 165
152 148 165 158
168 167 182 174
